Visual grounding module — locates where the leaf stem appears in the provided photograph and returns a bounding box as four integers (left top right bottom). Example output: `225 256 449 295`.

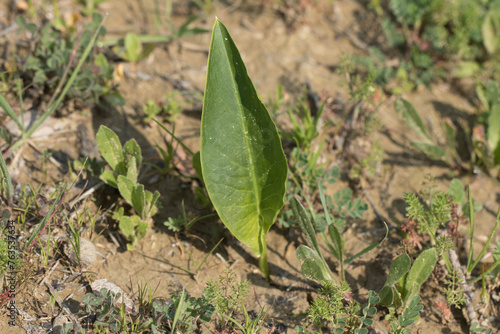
259 241 269 279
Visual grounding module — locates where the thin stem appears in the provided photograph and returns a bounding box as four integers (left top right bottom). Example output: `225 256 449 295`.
469 206 499 274
466 186 475 274
0 153 13 200
259 238 269 279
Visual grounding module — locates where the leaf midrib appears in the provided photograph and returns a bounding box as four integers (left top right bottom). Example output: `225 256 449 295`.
215 23 262 227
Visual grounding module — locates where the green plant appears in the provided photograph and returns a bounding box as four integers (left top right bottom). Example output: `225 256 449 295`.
15 13 122 111
0 152 13 201
84 278 213 333
200 19 287 278
101 16 208 60
470 321 493 334
48 291 58 316
482 9 500 55
473 81 500 178
319 184 387 280
65 205 91 270
120 32 156 63
23 184 66 251
71 157 105 180
2 13 115 152
225 302 270 334
395 83 500 179
148 122 182 177
442 269 466 308
41 149 52 181
291 196 334 282
389 295 424 334
34 220 54 267
394 98 463 168
403 178 500 283
162 92 184 122
83 288 138 332
379 248 437 317
307 281 380 334
164 289 214 333
163 200 214 233
355 0 500 89
142 99 163 124
292 190 387 281
76 0 108 15
83 286 214 333
203 269 250 331
142 93 187 124
96 125 160 249
463 187 500 283
267 83 286 117
281 93 324 152
281 152 369 232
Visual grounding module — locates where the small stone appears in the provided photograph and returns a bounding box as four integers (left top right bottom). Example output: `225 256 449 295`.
63 237 96 268
91 279 135 314
52 315 70 334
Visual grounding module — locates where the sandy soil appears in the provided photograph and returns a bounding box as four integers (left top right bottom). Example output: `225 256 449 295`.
0 0 499 333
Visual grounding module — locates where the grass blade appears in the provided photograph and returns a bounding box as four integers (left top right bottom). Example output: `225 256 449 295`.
0 94 21 130
345 222 388 264
0 153 13 199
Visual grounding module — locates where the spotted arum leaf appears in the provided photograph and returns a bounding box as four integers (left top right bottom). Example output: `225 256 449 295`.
200 19 287 277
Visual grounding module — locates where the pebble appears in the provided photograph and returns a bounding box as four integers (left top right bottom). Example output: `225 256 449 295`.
63 237 97 268
91 279 135 314
52 315 71 334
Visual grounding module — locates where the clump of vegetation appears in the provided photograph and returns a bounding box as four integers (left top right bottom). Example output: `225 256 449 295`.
203 269 250 331
2 3 500 334
394 86 500 179
96 126 160 249
9 13 123 112
357 0 500 90
82 287 214 333
142 92 191 124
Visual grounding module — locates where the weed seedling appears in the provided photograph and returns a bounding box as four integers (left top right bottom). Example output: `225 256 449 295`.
306 280 380 334
4 14 113 152
96 125 160 249
291 188 387 281
203 269 250 331
225 302 270 334
163 200 214 234
142 99 163 124
379 248 437 316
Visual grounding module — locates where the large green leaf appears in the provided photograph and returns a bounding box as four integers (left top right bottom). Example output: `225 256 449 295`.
200 20 287 261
